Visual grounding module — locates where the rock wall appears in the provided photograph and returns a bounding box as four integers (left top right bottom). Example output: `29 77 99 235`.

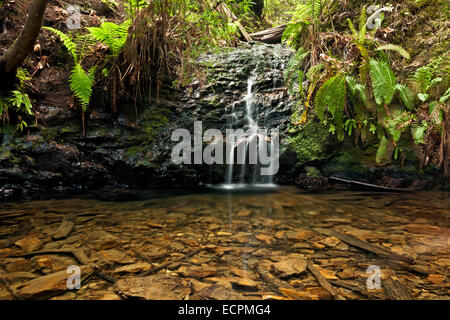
0 43 445 199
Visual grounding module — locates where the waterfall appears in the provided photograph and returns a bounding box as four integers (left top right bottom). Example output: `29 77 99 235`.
222 71 276 189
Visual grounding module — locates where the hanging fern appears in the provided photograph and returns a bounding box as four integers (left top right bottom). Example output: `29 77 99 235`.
395 84 415 111
70 64 96 112
413 65 433 94
43 27 78 62
314 73 347 141
369 59 396 105
88 20 132 56
346 75 367 106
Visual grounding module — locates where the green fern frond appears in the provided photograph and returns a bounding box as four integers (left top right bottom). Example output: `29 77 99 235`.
376 44 410 60
395 84 415 111
440 87 450 103
73 34 98 62
88 20 131 56
314 73 347 141
369 59 396 105
413 66 433 93
69 64 96 112
306 63 324 82
411 121 428 145
43 27 77 62
346 75 367 106
376 135 389 164
358 7 367 43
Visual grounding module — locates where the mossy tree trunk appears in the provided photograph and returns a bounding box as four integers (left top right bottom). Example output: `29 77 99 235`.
0 0 49 91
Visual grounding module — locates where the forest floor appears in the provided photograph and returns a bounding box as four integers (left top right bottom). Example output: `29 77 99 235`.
0 187 448 300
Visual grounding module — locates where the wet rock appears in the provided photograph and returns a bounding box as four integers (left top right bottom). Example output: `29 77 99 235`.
96 249 136 265
188 279 212 292
31 255 78 274
177 266 217 279
14 237 43 252
270 259 307 278
0 287 14 300
4 258 34 273
18 265 93 299
427 274 445 284
337 269 356 279
404 224 450 236
113 262 152 274
50 292 77 300
0 272 39 282
114 276 189 300
279 288 318 300
196 284 245 300
230 278 259 291
87 231 119 249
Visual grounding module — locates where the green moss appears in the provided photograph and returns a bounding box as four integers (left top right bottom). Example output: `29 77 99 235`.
287 118 334 164
125 145 147 157
140 106 170 140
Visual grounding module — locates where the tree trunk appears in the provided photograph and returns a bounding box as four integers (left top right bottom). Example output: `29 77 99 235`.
0 0 49 90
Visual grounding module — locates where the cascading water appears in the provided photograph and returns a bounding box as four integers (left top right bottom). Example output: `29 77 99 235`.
222 70 277 189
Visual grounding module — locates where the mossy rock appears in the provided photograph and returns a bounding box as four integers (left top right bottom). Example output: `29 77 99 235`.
287 118 336 164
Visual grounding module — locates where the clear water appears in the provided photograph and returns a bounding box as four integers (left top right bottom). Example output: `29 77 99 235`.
1 187 448 300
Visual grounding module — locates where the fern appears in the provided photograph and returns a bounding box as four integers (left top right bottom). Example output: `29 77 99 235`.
70 64 96 112
346 75 367 106
369 59 396 105
314 73 347 141
43 27 78 62
395 84 415 111
440 87 450 103
412 121 428 145
376 44 410 60
306 63 324 82
284 48 309 94
413 66 433 93
376 135 389 164
88 20 131 56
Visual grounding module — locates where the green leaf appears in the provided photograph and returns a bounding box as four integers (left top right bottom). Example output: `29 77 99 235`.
69 64 96 112
376 135 389 164
395 84 415 110
440 87 450 103
412 121 428 145
369 59 396 105
376 44 410 59
418 93 429 102
43 27 78 62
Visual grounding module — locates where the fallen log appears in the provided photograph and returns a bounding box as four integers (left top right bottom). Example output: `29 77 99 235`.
249 24 287 44
306 259 346 300
314 228 415 264
217 2 252 42
329 176 415 192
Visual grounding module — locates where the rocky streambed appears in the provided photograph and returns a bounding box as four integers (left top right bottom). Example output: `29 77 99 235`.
0 187 449 300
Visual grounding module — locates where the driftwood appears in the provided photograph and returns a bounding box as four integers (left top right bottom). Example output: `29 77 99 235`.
329 176 415 192
314 228 414 264
52 213 77 240
249 25 287 44
306 259 346 300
